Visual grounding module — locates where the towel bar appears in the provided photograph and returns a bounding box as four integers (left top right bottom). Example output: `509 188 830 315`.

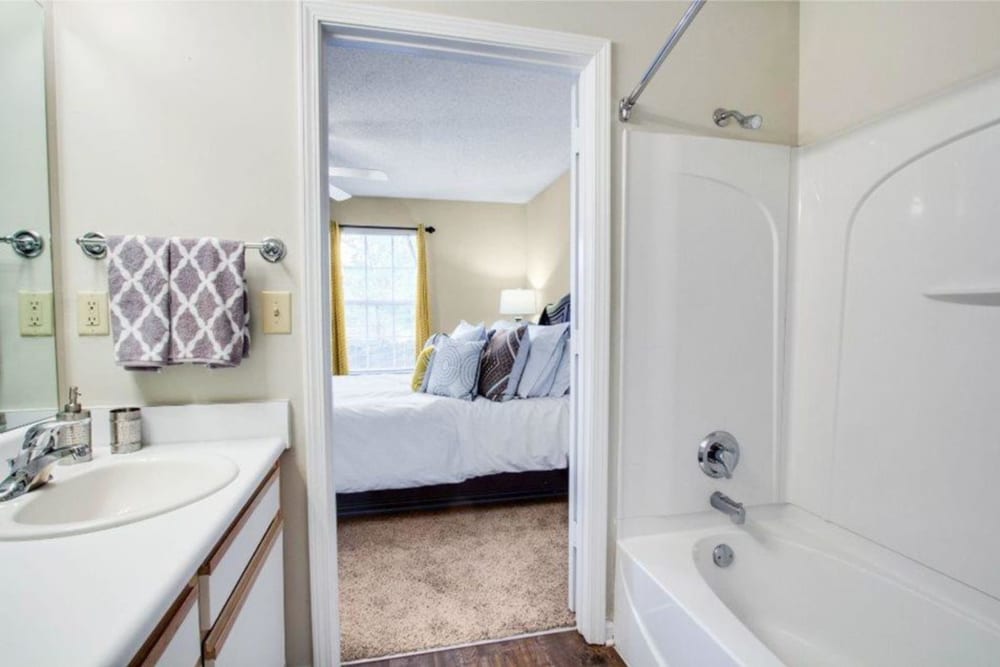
1 230 44 258
75 232 287 263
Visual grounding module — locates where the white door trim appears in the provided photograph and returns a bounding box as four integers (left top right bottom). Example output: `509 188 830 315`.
298 3 611 663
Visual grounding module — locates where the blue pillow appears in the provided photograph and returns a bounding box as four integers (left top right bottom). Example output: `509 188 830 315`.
549 339 571 397
517 323 570 398
418 333 449 392
425 337 486 400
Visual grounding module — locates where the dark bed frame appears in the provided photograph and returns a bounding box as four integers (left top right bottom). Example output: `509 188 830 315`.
335 468 569 517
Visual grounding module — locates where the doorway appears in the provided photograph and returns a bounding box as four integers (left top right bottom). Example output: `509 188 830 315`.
298 4 611 663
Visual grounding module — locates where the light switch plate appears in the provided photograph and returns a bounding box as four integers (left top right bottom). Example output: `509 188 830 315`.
77 291 110 336
260 291 291 334
19 291 54 336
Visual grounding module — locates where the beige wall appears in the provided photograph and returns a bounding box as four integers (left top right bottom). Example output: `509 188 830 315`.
379 1 800 146
331 197 529 332
332 174 571 332
47 3 311 664
798 0 1000 145
525 172 571 310
46 1 800 662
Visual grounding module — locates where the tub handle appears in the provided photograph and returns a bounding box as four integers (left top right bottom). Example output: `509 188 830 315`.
698 431 740 479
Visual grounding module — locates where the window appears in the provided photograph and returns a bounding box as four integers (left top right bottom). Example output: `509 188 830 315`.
341 228 417 373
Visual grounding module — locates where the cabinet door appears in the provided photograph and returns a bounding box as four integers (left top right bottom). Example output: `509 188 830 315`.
130 579 201 667
200 465 281 631
203 515 285 667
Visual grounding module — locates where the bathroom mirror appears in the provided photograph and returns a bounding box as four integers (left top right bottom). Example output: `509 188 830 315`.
0 1 59 431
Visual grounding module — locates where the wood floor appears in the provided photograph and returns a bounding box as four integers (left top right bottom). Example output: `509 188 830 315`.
352 631 626 666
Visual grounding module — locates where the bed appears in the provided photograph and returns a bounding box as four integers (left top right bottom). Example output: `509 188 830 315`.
332 373 569 515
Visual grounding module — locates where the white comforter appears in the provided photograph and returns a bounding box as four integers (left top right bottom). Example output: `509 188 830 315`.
332 373 569 493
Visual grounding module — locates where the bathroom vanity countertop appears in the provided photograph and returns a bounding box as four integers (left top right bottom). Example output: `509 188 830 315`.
0 436 286 666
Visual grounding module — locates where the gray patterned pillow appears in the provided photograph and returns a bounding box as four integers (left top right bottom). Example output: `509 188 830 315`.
425 337 486 400
478 325 530 401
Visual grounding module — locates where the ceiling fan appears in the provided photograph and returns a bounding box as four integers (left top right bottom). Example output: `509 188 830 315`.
328 167 388 201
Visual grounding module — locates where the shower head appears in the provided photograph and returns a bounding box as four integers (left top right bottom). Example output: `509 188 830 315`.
713 108 763 130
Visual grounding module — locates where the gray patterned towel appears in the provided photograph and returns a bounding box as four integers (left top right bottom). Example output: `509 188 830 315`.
169 238 250 368
107 236 171 370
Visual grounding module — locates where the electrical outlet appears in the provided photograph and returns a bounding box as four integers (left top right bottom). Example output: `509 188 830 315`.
77 292 109 336
260 291 291 334
19 291 54 336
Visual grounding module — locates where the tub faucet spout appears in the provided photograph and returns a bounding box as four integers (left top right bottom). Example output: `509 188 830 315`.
710 491 745 525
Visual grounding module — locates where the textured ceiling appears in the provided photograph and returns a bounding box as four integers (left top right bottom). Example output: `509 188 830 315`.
325 39 574 203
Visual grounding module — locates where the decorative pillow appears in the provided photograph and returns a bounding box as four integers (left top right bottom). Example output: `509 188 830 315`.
478 325 530 401
425 337 486 400
516 323 570 398
417 333 449 392
549 340 571 397
411 346 435 392
451 320 487 342
489 319 518 333
538 293 571 325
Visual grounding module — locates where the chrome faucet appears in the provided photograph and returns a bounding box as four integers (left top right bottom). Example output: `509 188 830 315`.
0 419 93 502
710 491 745 525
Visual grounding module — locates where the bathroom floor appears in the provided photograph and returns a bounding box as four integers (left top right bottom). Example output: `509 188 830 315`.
353 630 625 666
338 499 575 662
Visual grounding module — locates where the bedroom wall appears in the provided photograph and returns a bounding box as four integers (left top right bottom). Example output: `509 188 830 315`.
524 172 571 310
798 1 1000 145
331 197 528 332
331 174 571 332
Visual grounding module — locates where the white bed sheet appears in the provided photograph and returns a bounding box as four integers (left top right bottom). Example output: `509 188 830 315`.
332 373 569 493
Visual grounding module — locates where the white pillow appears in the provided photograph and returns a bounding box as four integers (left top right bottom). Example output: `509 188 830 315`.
451 320 487 342
516 323 570 398
489 319 518 332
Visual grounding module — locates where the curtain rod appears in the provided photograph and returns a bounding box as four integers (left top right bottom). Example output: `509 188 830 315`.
619 0 706 122
339 224 436 234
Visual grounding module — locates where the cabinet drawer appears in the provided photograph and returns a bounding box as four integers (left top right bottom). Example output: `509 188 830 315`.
199 464 280 631
203 514 285 667
130 578 201 667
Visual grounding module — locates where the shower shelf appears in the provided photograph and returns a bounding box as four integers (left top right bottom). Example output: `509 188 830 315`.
923 286 1000 297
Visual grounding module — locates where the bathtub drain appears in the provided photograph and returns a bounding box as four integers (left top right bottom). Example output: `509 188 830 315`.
713 543 734 567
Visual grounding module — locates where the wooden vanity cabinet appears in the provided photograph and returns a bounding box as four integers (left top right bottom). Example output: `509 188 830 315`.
202 515 284 666
131 460 285 667
129 579 201 667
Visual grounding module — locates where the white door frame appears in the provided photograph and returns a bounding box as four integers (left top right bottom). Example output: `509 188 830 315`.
298 3 611 664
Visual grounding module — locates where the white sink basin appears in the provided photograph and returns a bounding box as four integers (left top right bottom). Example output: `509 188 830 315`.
0 452 238 540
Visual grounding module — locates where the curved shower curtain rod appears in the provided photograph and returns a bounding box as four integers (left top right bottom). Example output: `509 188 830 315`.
619 0 706 123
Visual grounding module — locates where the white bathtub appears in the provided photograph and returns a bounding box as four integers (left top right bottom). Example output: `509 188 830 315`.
615 505 1000 666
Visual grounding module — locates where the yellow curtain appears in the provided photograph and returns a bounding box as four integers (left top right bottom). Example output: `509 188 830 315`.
330 221 350 375
415 224 431 357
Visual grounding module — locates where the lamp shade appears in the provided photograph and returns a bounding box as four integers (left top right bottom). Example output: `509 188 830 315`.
499 289 537 316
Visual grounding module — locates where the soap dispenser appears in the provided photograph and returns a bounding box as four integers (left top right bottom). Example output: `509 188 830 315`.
57 386 92 465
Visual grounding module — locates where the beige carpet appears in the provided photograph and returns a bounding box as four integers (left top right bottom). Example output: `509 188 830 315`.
337 499 575 662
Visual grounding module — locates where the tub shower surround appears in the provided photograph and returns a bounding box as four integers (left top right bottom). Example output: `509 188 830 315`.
617 72 1000 665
